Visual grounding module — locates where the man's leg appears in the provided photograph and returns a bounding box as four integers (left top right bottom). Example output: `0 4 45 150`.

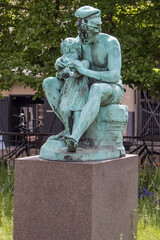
49 106 71 140
43 77 71 140
66 83 113 151
52 105 71 139
72 111 81 133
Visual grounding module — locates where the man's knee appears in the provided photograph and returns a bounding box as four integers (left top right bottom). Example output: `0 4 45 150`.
43 77 63 92
60 106 71 118
43 77 54 91
89 83 113 104
89 84 101 98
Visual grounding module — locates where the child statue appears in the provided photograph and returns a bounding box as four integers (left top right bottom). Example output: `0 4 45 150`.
49 37 90 139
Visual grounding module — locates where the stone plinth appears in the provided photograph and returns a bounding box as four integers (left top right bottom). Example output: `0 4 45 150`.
14 155 138 240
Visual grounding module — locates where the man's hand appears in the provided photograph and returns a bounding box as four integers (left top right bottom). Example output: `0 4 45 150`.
69 60 85 75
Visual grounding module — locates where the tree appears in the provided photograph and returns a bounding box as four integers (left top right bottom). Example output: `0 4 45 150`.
0 0 160 97
111 0 160 97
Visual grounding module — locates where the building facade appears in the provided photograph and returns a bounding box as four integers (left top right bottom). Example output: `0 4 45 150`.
0 83 159 137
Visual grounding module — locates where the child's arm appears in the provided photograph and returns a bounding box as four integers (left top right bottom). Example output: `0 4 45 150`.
56 68 71 80
55 56 69 71
69 70 81 79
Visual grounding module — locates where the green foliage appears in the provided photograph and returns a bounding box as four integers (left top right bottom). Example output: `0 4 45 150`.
138 167 160 240
0 0 160 97
139 166 160 194
0 164 160 239
138 198 160 240
0 165 14 240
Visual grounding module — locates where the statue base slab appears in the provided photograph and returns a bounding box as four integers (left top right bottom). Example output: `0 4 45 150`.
40 104 128 161
40 139 125 161
14 155 138 240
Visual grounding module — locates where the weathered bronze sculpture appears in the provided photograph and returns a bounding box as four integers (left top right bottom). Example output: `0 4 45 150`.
40 6 128 161
47 37 90 140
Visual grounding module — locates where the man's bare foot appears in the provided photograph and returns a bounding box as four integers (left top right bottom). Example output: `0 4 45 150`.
65 136 78 152
48 130 70 140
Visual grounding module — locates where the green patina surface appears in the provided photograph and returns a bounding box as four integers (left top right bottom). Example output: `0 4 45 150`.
40 6 128 161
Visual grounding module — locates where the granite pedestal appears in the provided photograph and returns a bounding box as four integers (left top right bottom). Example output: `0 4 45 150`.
14 155 138 240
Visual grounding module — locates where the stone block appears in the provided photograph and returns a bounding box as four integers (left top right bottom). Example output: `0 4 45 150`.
82 104 128 151
14 155 138 240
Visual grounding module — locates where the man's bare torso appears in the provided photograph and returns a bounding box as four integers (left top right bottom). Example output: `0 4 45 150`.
82 33 118 71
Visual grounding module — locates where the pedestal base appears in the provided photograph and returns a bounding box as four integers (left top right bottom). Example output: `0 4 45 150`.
14 155 138 240
40 139 125 161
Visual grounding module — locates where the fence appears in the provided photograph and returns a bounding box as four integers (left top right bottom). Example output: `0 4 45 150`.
0 132 51 165
0 132 160 166
123 136 160 165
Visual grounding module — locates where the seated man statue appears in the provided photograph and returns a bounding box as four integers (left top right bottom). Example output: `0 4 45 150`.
64 6 125 151
40 6 128 160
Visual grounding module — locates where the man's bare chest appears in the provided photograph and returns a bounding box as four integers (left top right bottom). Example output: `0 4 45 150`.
82 44 108 69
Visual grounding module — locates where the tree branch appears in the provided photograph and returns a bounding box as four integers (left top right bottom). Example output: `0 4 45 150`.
119 9 149 16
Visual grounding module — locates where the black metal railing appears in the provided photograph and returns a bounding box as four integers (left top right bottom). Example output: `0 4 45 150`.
0 132 160 166
123 136 160 166
0 132 51 165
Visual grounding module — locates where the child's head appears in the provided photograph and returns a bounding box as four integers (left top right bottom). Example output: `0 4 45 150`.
61 37 82 59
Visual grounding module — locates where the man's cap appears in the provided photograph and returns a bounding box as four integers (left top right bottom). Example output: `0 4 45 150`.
75 6 101 19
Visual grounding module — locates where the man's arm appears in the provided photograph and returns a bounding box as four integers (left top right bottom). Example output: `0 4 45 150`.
69 59 90 79
70 39 121 83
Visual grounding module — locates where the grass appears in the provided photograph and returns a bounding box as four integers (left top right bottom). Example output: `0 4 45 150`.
137 167 160 240
0 163 160 240
0 164 14 240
